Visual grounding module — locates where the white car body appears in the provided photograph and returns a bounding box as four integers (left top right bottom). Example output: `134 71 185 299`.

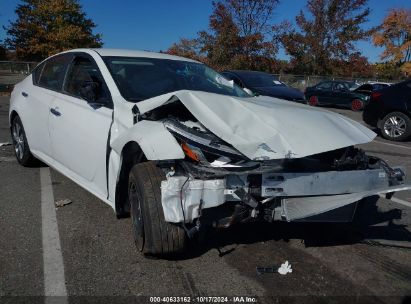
9 49 411 228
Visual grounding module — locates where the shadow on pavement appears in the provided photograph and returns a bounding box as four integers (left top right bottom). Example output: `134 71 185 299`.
172 196 410 260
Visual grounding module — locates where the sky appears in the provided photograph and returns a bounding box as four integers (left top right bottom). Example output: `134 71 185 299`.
0 0 410 63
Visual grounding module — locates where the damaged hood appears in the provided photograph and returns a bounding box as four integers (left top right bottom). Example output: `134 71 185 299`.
134 90 376 160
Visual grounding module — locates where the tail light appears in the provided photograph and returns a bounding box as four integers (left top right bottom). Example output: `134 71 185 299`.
371 91 382 101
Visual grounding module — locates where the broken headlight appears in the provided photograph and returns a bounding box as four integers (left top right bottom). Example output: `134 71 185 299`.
163 118 245 163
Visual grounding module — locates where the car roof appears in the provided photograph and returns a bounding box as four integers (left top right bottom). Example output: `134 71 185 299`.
60 48 201 63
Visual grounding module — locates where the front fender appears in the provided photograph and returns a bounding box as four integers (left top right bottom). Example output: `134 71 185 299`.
111 120 185 160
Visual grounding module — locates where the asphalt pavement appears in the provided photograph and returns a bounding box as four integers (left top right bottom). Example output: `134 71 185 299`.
0 96 410 304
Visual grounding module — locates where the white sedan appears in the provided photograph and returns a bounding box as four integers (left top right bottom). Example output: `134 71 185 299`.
9 49 411 257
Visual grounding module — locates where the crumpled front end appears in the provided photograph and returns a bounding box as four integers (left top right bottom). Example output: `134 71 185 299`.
115 89 410 226
158 119 410 225
160 160 409 225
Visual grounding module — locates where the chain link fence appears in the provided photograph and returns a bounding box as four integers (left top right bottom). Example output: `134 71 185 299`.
0 60 399 93
0 61 38 92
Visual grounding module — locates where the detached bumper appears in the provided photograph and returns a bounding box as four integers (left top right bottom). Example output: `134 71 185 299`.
160 167 410 224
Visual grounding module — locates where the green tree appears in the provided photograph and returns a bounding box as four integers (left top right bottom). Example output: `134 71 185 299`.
279 0 373 75
4 0 102 61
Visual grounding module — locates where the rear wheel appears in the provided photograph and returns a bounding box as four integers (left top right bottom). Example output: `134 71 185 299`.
308 95 318 106
128 162 186 256
11 115 36 166
351 99 364 111
380 112 411 141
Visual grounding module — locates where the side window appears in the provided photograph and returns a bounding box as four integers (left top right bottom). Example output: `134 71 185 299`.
334 82 347 91
316 82 332 90
38 55 71 91
64 56 110 104
32 62 45 85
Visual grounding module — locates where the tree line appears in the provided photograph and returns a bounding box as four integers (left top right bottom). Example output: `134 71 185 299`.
167 0 411 79
1 0 410 80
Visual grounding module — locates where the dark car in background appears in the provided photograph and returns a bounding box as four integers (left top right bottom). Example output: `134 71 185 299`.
305 80 368 111
353 82 391 97
363 79 411 141
221 70 305 102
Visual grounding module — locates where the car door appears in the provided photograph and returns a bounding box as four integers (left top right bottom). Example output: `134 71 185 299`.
22 54 72 160
314 81 333 104
331 82 351 106
49 53 113 199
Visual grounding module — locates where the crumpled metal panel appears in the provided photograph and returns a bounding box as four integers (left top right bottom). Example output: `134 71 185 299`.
134 90 376 160
111 120 184 160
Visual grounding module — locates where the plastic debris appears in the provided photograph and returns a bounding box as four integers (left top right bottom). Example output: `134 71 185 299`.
256 267 276 275
0 142 11 147
55 199 72 208
278 261 292 275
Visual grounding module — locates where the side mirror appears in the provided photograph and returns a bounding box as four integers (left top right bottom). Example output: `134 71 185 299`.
80 81 100 103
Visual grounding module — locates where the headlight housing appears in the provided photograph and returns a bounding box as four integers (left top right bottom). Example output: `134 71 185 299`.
163 118 245 163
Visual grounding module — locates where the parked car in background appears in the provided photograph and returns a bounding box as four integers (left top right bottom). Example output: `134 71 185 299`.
305 80 368 111
221 70 305 102
363 79 411 141
353 82 391 97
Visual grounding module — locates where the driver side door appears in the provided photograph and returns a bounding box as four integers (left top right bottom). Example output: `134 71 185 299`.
49 53 113 199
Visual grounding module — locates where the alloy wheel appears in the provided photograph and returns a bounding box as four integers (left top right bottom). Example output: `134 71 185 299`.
351 99 363 111
12 120 25 160
383 115 407 138
308 96 318 106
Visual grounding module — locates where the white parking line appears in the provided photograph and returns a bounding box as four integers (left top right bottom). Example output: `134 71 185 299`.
40 168 68 301
374 140 411 151
379 194 411 208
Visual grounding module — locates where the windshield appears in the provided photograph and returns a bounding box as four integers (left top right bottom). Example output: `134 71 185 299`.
103 56 250 101
239 72 284 87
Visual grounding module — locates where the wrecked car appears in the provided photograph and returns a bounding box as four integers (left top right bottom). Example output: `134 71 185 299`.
9 49 411 256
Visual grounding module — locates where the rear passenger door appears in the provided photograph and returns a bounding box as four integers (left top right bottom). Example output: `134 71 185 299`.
24 54 72 160
331 82 351 106
49 53 113 199
314 81 333 104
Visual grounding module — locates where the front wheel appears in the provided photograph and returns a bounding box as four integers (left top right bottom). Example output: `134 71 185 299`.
380 112 411 141
128 162 186 256
11 115 36 166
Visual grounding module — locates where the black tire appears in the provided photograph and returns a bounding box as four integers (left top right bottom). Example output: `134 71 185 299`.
128 161 186 256
11 115 36 166
380 111 411 142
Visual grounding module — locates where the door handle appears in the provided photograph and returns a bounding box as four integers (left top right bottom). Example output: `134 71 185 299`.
50 108 61 117
22 92 28 97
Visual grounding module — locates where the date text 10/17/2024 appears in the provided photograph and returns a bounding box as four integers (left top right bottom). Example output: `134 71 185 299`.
149 296 258 303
